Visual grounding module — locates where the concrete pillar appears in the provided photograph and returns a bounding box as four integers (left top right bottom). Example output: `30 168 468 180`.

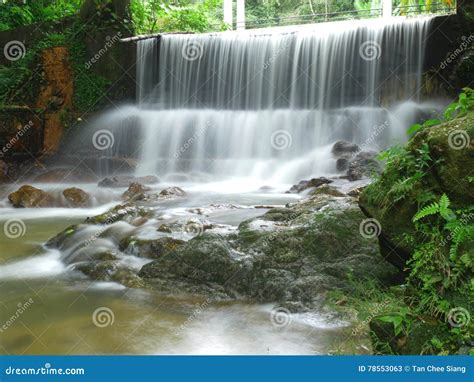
382 0 392 17
223 0 233 27
236 0 246 30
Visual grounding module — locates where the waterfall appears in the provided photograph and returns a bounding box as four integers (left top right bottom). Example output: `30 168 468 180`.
118 17 438 182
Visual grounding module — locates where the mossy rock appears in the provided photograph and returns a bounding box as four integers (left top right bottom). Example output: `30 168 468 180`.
119 236 185 258
360 111 474 268
85 203 151 225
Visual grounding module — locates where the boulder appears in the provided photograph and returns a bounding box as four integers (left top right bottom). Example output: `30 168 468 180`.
159 186 186 198
347 151 381 181
359 112 474 269
98 175 158 188
8 185 52 208
122 182 150 201
332 140 360 156
63 187 90 207
85 203 152 225
287 177 332 193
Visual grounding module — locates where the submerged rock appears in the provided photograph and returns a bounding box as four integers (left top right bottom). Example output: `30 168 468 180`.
63 187 90 207
73 261 144 289
98 175 158 188
8 185 52 208
119 236 185 259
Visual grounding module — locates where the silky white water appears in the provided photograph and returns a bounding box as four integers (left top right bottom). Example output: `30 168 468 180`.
101 17 439 182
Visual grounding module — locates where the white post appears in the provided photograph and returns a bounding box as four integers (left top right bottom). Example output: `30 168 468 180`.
382 0 392 17
236 0 246 30
223 0 233 28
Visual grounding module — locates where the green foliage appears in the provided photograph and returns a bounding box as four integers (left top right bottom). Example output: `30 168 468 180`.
130 0 226 34
444 87 474 120
407 88 474 136
0 0 83 31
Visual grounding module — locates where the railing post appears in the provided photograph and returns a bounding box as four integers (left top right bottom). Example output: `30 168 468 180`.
382 0 392 17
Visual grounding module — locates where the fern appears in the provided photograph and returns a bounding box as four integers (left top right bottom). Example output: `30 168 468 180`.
413 201 440 222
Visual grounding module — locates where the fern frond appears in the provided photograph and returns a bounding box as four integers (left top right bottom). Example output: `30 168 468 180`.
413 202 439 222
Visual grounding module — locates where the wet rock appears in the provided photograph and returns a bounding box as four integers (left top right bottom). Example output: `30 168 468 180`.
159 186 186 198
310 184 346 197
336 158 349 171
347 151 381 181
157 223 174 233
287 177 333 193
63 187 90 207
73 261 144 288
332 140 360 156
73 261 119 280
45 225 79 249
85 203 152 225
98 175 158 188
119 236 185 259
8 185 52 208
139 233 246 292
110 269 144 289
122 182 150 201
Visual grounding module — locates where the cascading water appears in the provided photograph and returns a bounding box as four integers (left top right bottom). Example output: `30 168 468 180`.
103 17 439 183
